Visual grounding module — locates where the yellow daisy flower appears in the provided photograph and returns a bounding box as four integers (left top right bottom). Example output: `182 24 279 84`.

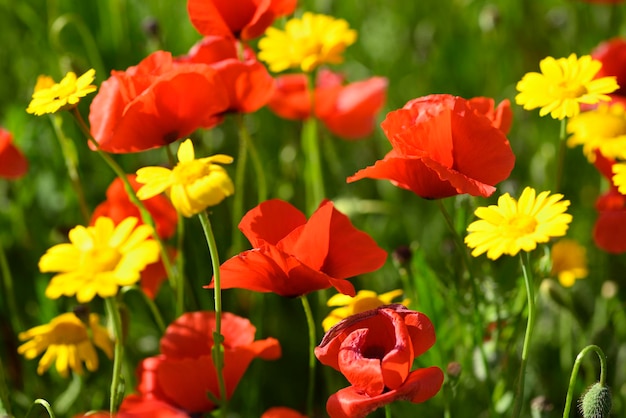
465 187 572 260
613 162 626 195
550 239 588 287
258 12 357 73
40 216 160 303
18 312 113 378
136 139 234 217
515 54 618 120
567 103 626 162
26 69 97 116
322 289 408 331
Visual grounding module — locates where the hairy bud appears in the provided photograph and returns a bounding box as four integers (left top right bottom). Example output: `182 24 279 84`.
579 382 611 418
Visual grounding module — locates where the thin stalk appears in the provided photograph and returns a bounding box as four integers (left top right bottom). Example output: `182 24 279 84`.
562 345 608 417
122 286 165 334
302 72 325 215
231 116 250 255
0 243 22 333
384 404 392 418
105 297 125 414
50 114 91 223
300 294 316 417
25 399 55 418
197 211 228 412
0 353 11 417
512 252 537 418
238 114 267 202
555 117 567 193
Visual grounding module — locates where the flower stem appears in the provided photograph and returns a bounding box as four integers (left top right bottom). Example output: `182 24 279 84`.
197 211 228 412
0 242 22 333
105 297 125 414
122 286 166 334
302 72 324 215
25 399 55 418
562 345 608 417
300 294 316 417
555 117 568 193
0 353 11 417
512 252 537 418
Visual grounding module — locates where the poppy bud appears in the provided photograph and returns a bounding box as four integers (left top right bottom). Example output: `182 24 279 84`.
580 382 611 418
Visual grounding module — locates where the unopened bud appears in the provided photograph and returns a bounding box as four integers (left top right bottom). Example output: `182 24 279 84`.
580 382 611 418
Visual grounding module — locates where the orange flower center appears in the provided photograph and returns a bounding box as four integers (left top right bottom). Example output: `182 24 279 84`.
501 215 537 238
84 246 122 274
173 160 209 185
50 321 89 345
555 82 587 99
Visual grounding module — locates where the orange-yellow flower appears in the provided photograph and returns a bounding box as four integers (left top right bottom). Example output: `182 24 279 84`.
26 69 97 116
550 239 588 287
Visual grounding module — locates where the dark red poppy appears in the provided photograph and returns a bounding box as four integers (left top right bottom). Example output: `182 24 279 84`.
177 36 275 113
592 37 626 98
209 199 387 297
261 407 307 418
314 304 444 418
187 0 296 41
347 94 515 199
0 128 28 179
73 396 190 418
591 153 626 253
136 311 281 414
268 70 388 140
89 50 230 153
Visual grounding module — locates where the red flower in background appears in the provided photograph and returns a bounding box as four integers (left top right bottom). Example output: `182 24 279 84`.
261 407 307 418
269 70 388 140
592 153 626 253
89 51 230 153
187 0 296 41
582 0 625 3
315 304 444 418
210 199 387 297
592 37 626 98
91 174 178 297
0 128 28 179
177 36 275 113
347 94 515 199
74 396 189 418
137 311 281 414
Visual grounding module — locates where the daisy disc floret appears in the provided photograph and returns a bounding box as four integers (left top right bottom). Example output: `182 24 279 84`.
18 312 113 378
136 139 234 217
26 69 97 116
40 216 160 303
464 187 573 260
258 12 357 73
515 54 618 120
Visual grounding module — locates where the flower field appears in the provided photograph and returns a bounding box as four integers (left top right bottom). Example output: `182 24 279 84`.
1 0 626 417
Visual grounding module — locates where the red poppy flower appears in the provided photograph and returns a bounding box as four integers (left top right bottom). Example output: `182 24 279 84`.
314 304 444 418
136 311 281 414
177 36 275 113
582 0 625 3
89 50 230 153
347 94 515 199
73 396 189 418
187 0 296 41
261 407 307 418
592 37 626 98
591 153 626 253
268 70 388 140
0 128 28 179
209 199 387 297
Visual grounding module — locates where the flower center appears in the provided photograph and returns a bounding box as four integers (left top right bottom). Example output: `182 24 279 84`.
83 246 122 275
555 82 587 99
51 322 89 345
501 215 537 238
172 160 209 185
362 344 386 360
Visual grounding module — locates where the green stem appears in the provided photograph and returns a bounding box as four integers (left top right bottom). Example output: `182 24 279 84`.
231 116 250 255
562 345 608 417
555 117 568 193
302 72 325 215
512 252 537 418
0 353 11 417
384 404 392 418
105 297 125 414
0 243 22 333
300 294 316 417
50 114 91 223
197 211 228 412
121 286 166 334
25 399 55 418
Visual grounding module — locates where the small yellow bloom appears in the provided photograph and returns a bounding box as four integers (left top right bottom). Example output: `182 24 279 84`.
613 162 626 194
465 187 572 260
26 69 97 116
550 239 588 287
258 12 357 73
18 312 113 378
40 216 160 303
567 104 626 162
322 289 408 331
515 54 618 120
136 139 234 217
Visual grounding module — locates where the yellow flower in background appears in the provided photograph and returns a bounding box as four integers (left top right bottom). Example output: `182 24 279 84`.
613 162 626 194
18 312 113 378
258 12 357 73
136 139 234 217
26 69 97 116
322 289 408 331
550 239 588 287
465 187 572 260
40 216 159 303
515 54 618 120
567 104 626 162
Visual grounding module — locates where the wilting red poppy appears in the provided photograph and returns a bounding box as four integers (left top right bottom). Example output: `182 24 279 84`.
209 199 387 297
314 304 444 418
261 407 307 418
177 36 275 113
187 0 296 41
73 395 189 418
268 70 388 140
0 128 28 179
592 37 626 98
136 311 281 414
347 94 515 199
89 51 230 153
